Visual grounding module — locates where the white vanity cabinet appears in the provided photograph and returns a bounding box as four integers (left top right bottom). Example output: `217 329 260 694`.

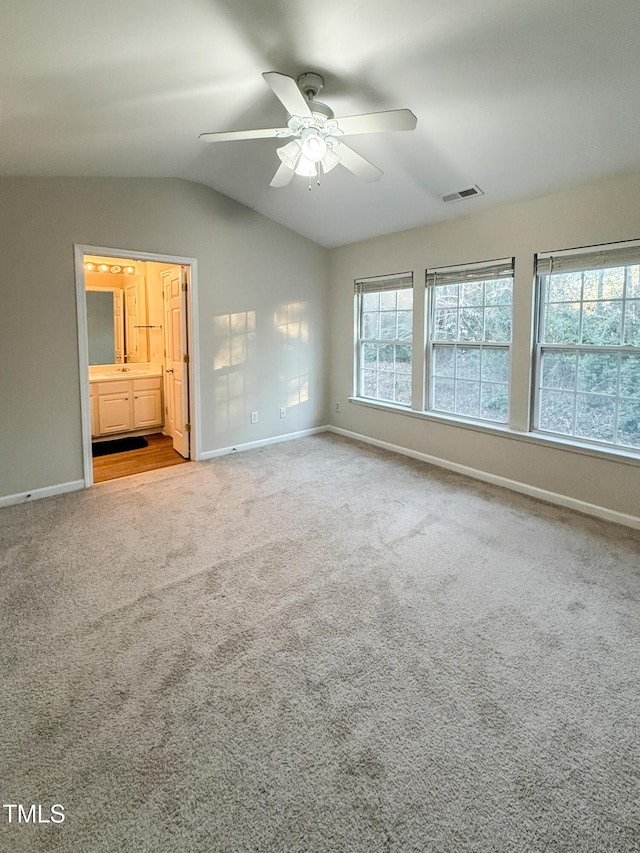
132 378 164 429
97 380 132 434
90 375 163 437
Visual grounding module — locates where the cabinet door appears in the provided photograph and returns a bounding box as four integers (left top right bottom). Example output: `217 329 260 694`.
98 392 132 434
133 389 162 429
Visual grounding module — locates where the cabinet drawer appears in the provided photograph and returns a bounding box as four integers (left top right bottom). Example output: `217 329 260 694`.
97 380 131 395
133 377 161 391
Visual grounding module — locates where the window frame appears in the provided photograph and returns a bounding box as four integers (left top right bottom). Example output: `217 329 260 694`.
425 258 515 425
354 272 414 407
533 241 640 452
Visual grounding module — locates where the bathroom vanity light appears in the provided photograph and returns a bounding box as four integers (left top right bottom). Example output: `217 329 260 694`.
84 261 137 275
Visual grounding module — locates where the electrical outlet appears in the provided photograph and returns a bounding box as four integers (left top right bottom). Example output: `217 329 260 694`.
335 402 341 412
280 407 286 418
250 411 258 424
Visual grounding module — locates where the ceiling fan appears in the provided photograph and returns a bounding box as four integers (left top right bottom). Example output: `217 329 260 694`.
198 72 417 188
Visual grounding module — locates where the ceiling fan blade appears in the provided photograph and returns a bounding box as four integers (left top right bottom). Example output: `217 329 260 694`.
262 72 312 118
333 141 383 182
270 162 295 188
199 127 287 142
336 109 417 136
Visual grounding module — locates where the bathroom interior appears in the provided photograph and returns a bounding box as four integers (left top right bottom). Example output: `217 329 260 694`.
85 254 190 483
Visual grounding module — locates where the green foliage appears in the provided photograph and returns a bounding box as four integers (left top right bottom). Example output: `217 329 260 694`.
539 266 640 448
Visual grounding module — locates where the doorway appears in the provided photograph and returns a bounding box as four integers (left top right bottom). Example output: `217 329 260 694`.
75 245 200 487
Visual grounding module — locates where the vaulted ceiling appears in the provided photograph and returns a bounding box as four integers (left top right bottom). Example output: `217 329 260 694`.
2 0 640 247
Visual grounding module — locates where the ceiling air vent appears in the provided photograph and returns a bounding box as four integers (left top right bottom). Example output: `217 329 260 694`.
441 185 484 203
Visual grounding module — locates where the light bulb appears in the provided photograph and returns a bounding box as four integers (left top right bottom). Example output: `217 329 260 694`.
98 264 109 273
276 140 302 170
300 131 327 163
294 155 317 177
84 262 95 271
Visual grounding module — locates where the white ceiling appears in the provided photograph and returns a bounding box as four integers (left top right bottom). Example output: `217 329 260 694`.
2 0 640 247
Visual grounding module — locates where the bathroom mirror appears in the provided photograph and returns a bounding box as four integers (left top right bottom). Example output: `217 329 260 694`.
86 287 124 365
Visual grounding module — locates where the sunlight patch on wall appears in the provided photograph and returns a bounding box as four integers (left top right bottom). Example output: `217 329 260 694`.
275 302 310 408
214 371 254 432
275 301 309 346
287 374 310 407
213 311 256 369
212 311 257 434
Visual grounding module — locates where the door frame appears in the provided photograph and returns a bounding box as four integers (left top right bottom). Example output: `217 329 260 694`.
74 244 201 488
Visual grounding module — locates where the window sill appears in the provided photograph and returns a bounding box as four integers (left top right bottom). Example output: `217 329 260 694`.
348 396 640 468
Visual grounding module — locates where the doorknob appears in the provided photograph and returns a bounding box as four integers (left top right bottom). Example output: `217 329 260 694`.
166 368 174 373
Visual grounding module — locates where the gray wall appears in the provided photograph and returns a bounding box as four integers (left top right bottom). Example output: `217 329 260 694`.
2 171 639 520
0 178 328 498
328 169 640 519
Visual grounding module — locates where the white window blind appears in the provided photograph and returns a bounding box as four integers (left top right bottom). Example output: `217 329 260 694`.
536 241 640 276
426 258 514 289
355 272 413 294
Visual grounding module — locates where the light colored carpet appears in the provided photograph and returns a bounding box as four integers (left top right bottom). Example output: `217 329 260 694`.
1 433 639 852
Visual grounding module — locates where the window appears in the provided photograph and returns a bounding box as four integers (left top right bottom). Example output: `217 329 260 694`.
535 242 640 451
355 273 413 406
426 259 514 423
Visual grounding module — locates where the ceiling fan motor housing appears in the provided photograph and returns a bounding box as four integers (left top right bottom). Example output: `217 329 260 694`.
297 72 324 100
310 101 334 120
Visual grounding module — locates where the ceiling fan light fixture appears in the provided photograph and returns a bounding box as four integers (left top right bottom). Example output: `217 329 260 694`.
299 129 327 163
294 154 318 177
320 147 341 174
276 140 302 170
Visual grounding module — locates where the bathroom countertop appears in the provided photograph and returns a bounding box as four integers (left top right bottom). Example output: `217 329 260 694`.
89 369 163 382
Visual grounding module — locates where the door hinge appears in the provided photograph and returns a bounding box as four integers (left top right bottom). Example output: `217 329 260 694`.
181 282 188 292
185 422 191 432
183 354 190 364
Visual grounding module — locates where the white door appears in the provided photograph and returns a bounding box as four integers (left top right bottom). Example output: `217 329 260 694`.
163 268 190 458
113 290 124 363
125 283 139 362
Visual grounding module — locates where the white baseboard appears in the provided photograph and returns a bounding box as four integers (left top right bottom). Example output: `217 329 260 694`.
199 426 329 461
0 479 85 509
4 427 637 530
328 426 640 530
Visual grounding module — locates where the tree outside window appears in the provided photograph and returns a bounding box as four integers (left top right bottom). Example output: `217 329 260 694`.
427 259 514 424
356 274 413 406
536 247 640 450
